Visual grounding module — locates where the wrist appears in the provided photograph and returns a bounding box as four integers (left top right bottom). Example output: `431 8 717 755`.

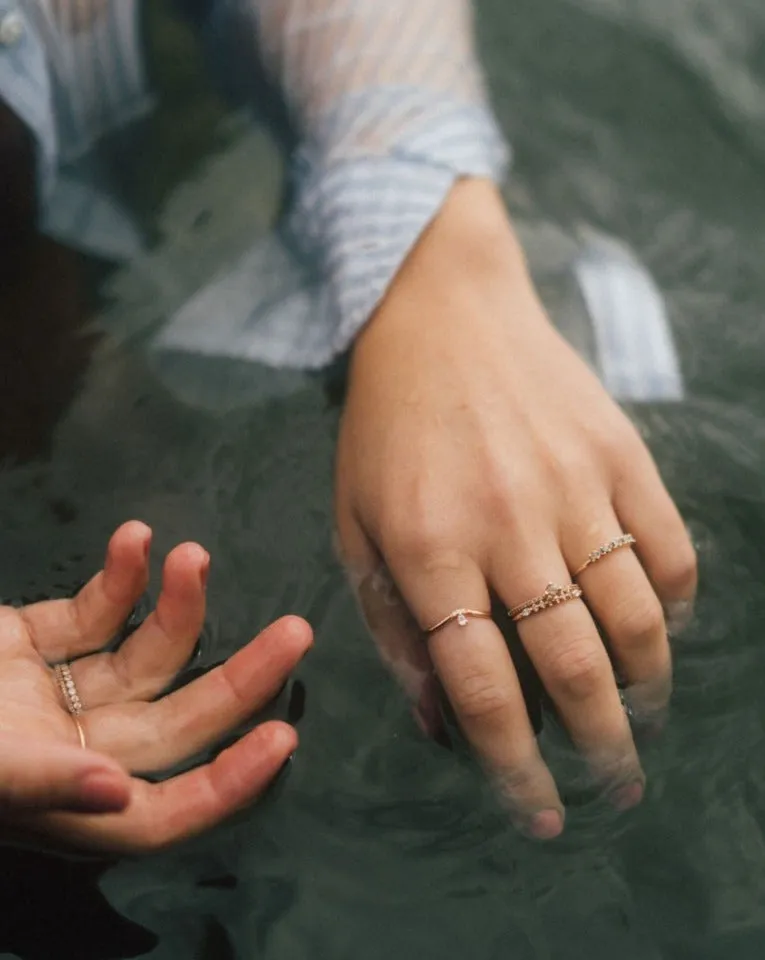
351 178 548 366
419 178 524 267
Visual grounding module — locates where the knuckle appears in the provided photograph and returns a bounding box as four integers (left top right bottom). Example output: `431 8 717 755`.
550 443 594 488
481 467 539 522
594 413 643 461
482 483 518 528
379 511 449 562
455 670 514 723
612 595 666 649
545 639 608 702
658 541 698 598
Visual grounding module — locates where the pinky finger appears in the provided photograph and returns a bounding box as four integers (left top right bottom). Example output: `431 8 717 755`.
614 449 698 631
18 722 297 854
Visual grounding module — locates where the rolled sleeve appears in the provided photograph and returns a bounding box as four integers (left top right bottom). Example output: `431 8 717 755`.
286 100 509 357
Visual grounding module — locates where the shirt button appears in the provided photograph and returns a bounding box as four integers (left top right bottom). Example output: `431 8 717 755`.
0 11 25 47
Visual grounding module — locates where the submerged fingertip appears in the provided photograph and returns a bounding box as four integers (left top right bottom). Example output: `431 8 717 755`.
511 807 564 841
610 778 645 812
529 808 565 840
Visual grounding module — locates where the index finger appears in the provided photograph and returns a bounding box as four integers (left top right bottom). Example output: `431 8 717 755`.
387 551 564 839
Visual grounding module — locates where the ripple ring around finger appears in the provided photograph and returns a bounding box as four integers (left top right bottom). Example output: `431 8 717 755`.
573 534 637 579
508 583 583 622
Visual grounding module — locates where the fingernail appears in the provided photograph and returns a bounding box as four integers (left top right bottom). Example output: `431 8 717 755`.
200 553 210 589
666 599 693 637
76 770 130 813
142 533 151 561
526 809 564 840
610 779 644 812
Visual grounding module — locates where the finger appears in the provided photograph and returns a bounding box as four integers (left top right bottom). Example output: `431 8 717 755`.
16 721 297 854
565 509 671 723
82 616 312 771
491 535 644 807
72 543 209 708
335 516 438 735
20 521 152 662
0 734 130 813
385 548 564 838
613 442 698 635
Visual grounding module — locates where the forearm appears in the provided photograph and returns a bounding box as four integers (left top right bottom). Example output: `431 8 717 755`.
255 0 492 159
250 0 509 358
349 179 544 373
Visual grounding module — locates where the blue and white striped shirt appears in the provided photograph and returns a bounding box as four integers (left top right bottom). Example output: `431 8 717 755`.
0 0 682 398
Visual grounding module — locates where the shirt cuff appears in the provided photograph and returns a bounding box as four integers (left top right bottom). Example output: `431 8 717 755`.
152 102 508 373
284 101 510 360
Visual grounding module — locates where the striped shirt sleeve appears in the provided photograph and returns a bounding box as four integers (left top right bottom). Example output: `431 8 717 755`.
251 0 509 357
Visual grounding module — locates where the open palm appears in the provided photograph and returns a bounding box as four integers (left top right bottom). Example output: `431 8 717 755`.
0 521 312 853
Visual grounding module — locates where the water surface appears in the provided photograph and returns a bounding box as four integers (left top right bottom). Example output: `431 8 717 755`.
2 1 765 957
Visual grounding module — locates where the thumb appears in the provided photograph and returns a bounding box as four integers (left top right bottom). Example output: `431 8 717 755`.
0 734 130 814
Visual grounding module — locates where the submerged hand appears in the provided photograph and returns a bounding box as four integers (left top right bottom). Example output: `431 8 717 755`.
0 521 311 853
335 179 696 838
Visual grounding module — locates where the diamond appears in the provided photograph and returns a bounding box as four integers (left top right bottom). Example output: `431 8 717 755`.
457 612 468 627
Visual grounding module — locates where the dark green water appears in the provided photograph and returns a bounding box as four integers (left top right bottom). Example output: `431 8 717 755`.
2 0 765 957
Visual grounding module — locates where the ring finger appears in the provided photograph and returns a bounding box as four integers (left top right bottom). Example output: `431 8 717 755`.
491 536 644 804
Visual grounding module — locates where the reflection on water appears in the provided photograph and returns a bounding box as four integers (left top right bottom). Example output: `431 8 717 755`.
2 0 765 957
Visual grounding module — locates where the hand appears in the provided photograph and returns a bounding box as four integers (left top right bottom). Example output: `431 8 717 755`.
0 521 312 853
335 179 696 839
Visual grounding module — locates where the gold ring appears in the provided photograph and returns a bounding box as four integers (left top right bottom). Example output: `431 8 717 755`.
54 662 84 716
509 583 583 622
573 534 636 578
426 608 492 634
72 715 87 749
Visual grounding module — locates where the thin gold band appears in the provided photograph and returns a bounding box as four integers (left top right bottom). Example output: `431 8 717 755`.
573 534 637 578
509 582 583 622
426 608 492 634
72 715 87 749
